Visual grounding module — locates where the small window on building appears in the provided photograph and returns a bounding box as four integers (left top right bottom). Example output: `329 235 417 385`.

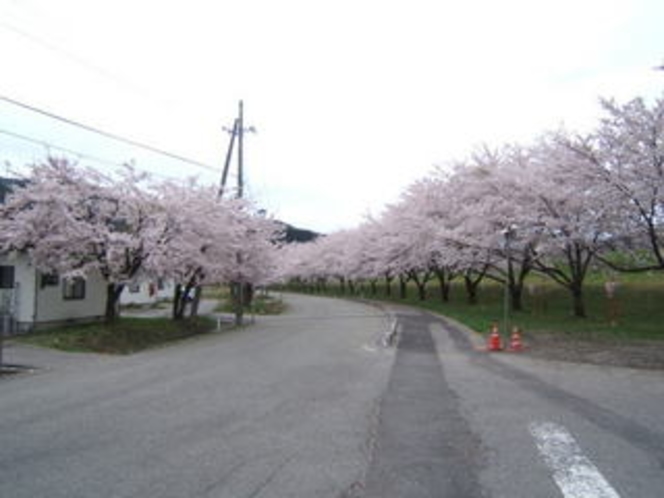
40 272 60 288
63 277 86 300
157 278 165 291
0 266 15 289
128 282 141 293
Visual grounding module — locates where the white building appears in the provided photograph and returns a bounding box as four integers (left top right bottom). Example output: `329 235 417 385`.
120 279 175 307
0 252 107 334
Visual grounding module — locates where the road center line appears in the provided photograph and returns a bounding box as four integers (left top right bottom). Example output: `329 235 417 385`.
529 421 621 498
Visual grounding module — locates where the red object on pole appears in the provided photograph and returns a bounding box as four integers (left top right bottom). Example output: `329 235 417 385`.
487 323 503 351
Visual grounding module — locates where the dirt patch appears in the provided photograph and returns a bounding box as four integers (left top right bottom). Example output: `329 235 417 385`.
522 331 664 371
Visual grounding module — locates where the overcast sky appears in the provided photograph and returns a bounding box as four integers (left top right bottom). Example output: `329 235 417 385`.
1 0 662 232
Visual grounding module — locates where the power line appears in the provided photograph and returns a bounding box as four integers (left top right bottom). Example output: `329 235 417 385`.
0 95 219 172
0 128 182 181
0 20 165 104
1 128 119 167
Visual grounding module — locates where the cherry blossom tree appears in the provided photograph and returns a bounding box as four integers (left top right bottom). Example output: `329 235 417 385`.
519 136 612 318
222 203 282 321
452 146 540 310
0 157 162 322
274 92 664 321
561 94 664 271
0 157 281 325
145 180 240 319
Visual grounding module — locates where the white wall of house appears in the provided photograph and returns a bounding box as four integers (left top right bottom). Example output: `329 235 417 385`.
121 279 175 306
1 253 35 327
121 282 156 306
157 280 175 301
35 272 106 325
0 253 106 332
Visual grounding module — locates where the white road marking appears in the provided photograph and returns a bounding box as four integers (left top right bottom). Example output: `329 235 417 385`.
529 421 621 498
379 318 399 347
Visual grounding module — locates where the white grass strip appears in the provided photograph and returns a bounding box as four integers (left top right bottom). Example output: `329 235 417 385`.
530 421 621 498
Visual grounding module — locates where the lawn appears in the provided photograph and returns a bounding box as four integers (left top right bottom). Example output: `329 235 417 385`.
16 286 288 356
287 271 664 341
17 316 218 354
205 285 288 316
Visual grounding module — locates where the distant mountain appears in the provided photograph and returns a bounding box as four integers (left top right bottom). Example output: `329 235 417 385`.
277 222 320 243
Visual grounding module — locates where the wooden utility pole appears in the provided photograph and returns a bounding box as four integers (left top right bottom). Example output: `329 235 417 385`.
237 100 244 199
218 118 238 199
219 100 255 325
219 100 254 200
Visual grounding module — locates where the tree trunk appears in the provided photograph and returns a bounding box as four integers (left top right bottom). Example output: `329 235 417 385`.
509 284 524 312
173 282 196 321
571 284 586 318
399 276 408 299
464 275 479 305
416 281 427 301
435 271 451 303
104 283 125 323
242 282 254 307
172 284 185 320
189 285 203 318
232 282 244 326
385 274 393 297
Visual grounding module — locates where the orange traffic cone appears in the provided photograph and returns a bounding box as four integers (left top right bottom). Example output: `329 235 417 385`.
487 323 503 352
508 326 524 352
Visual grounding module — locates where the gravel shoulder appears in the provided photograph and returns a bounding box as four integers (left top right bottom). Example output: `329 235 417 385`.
416 307 664 371
522 331 664 370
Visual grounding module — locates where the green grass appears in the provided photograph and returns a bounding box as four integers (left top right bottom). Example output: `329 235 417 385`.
211 287 287 316
284 273 664 341
202 284 230 301
249 294 288 315
18 316 218 355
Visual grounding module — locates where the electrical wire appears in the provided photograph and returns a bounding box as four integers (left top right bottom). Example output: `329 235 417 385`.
0 128 187 181
1 128 122 168
0 95 219 172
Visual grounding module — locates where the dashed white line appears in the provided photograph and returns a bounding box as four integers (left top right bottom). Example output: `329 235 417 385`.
530 421 621 498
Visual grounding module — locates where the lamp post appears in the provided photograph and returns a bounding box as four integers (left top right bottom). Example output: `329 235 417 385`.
502 225 517 338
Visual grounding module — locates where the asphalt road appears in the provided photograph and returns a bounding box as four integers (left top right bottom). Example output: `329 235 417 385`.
2 294 664 497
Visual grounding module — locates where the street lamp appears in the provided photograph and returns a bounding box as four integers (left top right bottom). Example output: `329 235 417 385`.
502 224 517 339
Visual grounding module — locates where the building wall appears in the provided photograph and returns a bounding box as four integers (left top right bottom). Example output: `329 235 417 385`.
121 279 175 306
0 253 107 332
121 281 157 306
0 253 37 327
35 272 106 325
157 280 175 301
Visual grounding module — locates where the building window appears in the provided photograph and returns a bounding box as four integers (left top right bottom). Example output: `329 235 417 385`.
128 282 141 293
63 277 86 300
0 266 14 289
41 272 60 288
